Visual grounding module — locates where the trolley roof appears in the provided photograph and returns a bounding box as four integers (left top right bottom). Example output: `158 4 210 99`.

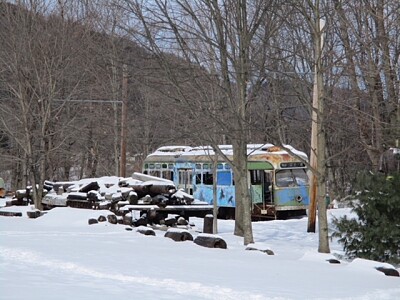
146 144 308 162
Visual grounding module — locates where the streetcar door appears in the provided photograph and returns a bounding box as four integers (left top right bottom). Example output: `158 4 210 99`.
249 170 263 204
177 168 193 195
263 171 273 204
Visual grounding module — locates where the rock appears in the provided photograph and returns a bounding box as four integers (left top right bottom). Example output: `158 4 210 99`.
194 234 227 249
376 267 400 277
123 215 133 226
245 246 274 255
27 210 41 219
107 214 118 224
136 227 156 236
164 229 193 242
88 218 98 225
326 259 341 264
98 215 107 222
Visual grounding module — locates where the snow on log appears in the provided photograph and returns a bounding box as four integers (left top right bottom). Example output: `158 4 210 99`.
194 234 227 249
79 181 100 193
132 172 174 184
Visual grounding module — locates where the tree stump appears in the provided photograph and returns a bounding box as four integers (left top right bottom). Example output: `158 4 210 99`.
194 234 227 249
203 214 213 234
164 229 193 242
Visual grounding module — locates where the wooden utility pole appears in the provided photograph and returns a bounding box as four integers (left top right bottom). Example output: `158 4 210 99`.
120 64 128 178
307 16 325 233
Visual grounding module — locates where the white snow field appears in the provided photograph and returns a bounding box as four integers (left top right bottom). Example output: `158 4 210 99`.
0 200 399 300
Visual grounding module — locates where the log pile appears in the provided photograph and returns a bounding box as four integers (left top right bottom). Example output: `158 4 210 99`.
8 173 210 225
10 173 195 211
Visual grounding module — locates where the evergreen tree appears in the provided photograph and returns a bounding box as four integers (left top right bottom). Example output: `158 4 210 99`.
332 173 400 265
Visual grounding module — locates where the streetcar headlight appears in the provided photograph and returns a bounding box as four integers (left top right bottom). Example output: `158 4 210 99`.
295 195 303 203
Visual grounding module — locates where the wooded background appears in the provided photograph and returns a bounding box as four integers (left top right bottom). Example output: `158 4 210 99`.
1 0 399 198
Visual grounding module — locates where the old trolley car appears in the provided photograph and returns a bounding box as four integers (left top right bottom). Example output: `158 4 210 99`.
143 144 309 219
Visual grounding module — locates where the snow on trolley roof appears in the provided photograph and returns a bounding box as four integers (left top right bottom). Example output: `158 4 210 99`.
148 144 308 160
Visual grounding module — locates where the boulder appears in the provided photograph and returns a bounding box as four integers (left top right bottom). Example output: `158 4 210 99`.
376 267 399 277
97 215 107 222
88 218 98 225
136 226 156 236
107 214 118 224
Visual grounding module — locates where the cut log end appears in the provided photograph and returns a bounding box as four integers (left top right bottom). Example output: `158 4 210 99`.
194 235 227 249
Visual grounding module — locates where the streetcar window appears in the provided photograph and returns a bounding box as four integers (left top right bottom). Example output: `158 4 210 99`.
225 164 231 169
168 163 174 169
144 163 148 169
203 172 213 185
149 170 160 177
155 163 161 169
250 170 262 184
162 170 173 180
203 164 211 170
162 163 168 169
292 169 308 186
275 169 308 187
196 164 201 169
217 171 231 185
195 173 202 184
217 163 223 169
149 164 155 169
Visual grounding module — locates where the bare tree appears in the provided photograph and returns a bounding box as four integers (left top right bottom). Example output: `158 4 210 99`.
119 0 284 244
0 0 96 208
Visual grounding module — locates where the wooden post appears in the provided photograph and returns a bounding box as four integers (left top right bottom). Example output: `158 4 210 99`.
307 17 325 233
203 214 213 234
120 64 128 178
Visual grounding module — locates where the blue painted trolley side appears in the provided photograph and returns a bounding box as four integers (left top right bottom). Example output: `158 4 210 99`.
143 144 310 219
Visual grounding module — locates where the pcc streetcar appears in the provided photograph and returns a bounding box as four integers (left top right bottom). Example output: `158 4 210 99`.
142 144 309 219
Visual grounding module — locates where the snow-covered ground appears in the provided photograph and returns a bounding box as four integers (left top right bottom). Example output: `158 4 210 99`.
0 200 399 300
